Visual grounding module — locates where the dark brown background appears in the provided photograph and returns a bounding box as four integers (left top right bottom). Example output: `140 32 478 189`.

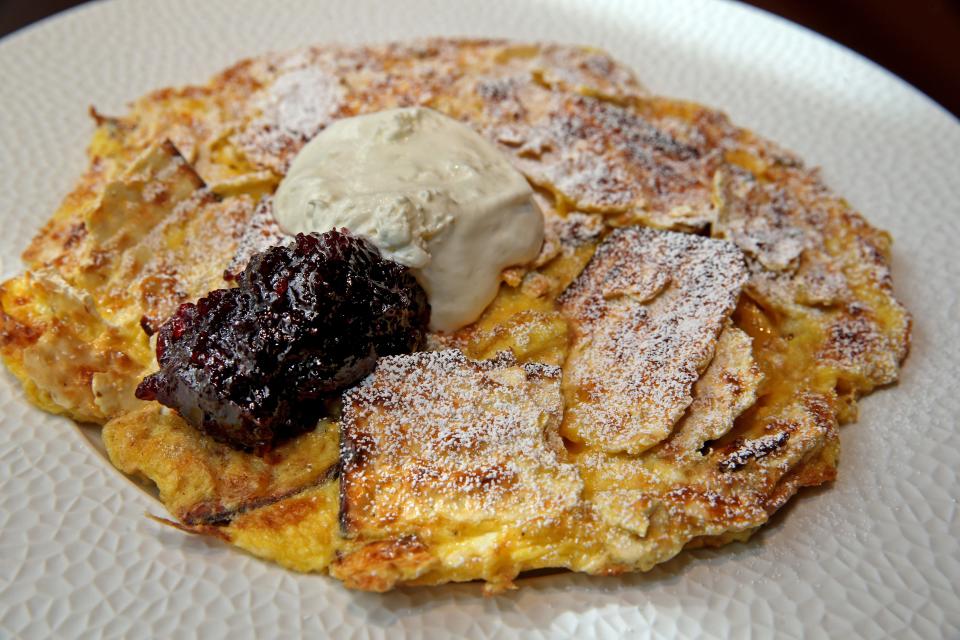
1 0 958 118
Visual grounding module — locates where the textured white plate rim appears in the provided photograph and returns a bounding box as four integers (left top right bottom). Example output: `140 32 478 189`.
1 0 958 638
7 0 957 128
741 0 958 128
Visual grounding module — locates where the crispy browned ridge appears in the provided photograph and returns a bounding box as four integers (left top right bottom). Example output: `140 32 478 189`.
0 39 910 592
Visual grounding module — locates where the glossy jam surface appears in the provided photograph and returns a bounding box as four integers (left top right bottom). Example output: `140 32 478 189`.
136 230 430 453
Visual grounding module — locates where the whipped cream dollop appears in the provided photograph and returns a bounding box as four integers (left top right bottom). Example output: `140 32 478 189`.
273 107 544 332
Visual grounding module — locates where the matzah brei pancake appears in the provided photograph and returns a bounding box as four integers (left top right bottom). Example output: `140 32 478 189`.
0 39 910 592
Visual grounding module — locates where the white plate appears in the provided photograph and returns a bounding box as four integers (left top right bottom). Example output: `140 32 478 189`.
1 0 958 637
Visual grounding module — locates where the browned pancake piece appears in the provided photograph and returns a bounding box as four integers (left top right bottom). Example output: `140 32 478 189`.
582 393 839 570
713 166 910 418
573 313 837 570
336 350 584 591
1 141 255 422
103 404 340 525
559 227 747 454
656 323 763 457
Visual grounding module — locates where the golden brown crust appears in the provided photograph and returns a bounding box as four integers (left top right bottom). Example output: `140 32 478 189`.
332 536 438 592
102 405 340 524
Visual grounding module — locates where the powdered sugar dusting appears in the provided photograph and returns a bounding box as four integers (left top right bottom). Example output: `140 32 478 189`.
656 325 762 457
340 349 581 534
272 68 343 137
534 45 647 98
714 165 909 388
715 167 810 272
484 91 720 229
559 227 747 454
532 208 605 268
234 64 346 173
818 302 897 382
223 196 287 279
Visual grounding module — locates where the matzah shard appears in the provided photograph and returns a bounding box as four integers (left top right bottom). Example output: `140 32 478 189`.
559 227 748 454
340 349 578 536
337 349 587 591
655 324 763 458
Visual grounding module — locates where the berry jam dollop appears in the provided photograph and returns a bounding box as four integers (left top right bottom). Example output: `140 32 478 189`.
135 230 430 453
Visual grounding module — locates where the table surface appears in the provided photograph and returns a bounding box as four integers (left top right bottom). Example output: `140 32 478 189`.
1 0 958 118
